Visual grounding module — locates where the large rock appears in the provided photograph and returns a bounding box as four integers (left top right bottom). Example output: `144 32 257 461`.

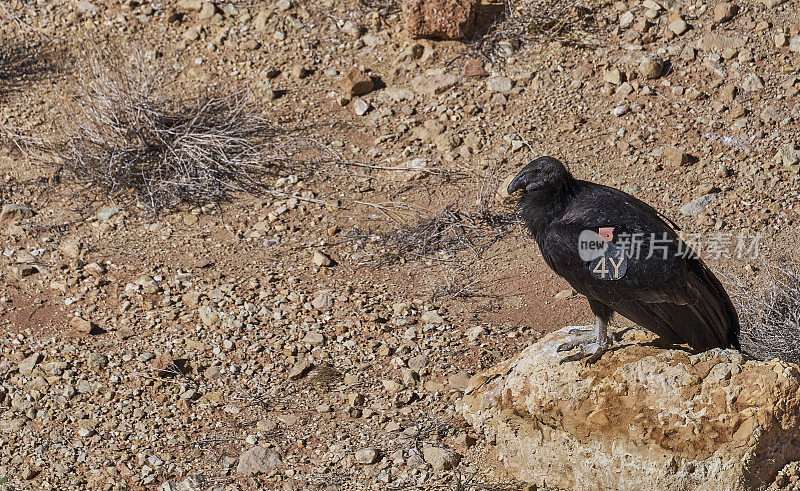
462 326 800 491
402 0 480 40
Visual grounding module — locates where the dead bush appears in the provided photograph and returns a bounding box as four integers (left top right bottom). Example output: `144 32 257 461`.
20 44 290 212
388 174 517 261
729 258 800 365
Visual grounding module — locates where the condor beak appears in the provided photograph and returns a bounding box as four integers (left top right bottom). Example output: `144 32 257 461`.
507 169 532 195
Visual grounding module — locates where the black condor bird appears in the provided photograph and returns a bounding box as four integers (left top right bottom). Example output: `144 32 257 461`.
508 156 740 363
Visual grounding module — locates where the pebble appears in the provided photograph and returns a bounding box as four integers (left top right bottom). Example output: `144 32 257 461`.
312 250 333 267
714 3 738 23
411 73 462 96
355 448 380 464
342 20 363 38
486 77 514 93
668 19 689 36
97 206 120 221
422 446 461 471
638 56 663 79
236 447 283 475
353 97 371 116
288 359 314 380
603 68 624 85
18 352 43 375
311 292 334 310
421 310 444 324
341 68 374 96
742 74 765 92
790 37 800 54
680 194 718 215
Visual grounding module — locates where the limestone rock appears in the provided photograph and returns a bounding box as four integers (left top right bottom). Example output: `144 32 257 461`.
236 446 282 475
462 326 800 490
402 0 480 40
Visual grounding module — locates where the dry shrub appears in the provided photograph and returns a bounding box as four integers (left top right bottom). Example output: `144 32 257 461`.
31 44 290 212
0 39 61 101
729 258 800 365
390 173 517 260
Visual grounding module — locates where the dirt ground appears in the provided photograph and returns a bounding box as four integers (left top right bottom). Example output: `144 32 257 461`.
1 0 799 489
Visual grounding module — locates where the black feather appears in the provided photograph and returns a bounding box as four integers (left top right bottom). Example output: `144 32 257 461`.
510 156 739 351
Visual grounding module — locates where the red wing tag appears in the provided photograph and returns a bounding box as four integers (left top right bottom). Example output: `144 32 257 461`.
598 227 614 242
589 242 627 280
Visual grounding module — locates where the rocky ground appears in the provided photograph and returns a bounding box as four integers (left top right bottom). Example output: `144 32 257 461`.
0 0 799 489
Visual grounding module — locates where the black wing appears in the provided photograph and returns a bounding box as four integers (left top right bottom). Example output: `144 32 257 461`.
539 182 739 350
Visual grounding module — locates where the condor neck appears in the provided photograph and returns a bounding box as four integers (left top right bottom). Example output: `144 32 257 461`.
521 179 577 241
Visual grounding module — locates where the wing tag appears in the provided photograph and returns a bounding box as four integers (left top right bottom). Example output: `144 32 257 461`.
589 242 627 280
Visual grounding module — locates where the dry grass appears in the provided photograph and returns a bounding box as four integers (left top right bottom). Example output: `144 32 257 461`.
729 258 800 365
12 44 292 212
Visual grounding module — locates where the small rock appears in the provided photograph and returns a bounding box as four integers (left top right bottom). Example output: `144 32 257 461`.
312 292 334 311
312 250 333 267
151 353 177 374
664 146 691 166
637 56 663 79
486 76 514 93
199 305 220 326
680 194 718 216
355 448 380 464
89 352 108 369
464 58 488 77
341 68 374 97
619 11 635 28
421 310 444 324
342 20 363 38
742 73 765 92
453 432 477 449
467 326 486 342
236 446 283 475
288 359 314 380
182 26 200 41
668 19 689 36
555 288 575 301
302 332 325 346
422 446 461 471
603 68 625 85
411 73 462 96
612 105 629 117
776 143 800 167
714 3 738 23
18 353 43 376
353 97 371 116
790 37 800 54
448 371 471 391
198 1 216 20
291 64 308 79
70 316 96 334
97 206 120 221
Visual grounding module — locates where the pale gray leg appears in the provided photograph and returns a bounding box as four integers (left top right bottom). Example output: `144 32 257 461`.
558 316 611 364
